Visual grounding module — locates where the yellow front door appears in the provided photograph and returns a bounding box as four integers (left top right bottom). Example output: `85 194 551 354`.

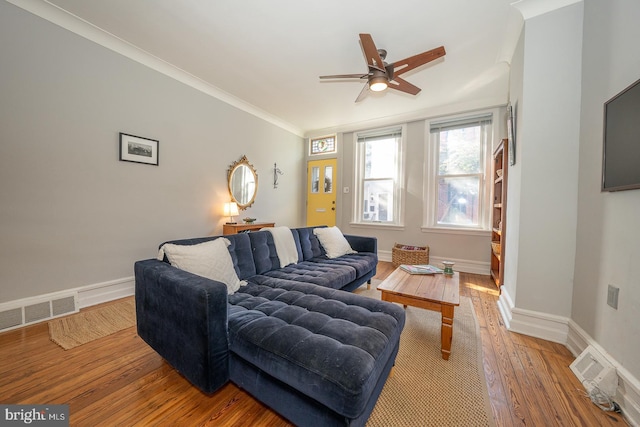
306 158 337 227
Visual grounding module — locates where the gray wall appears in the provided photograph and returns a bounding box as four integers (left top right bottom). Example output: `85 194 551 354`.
0 2 304 303
573 0 640 381
506 0 640 390
503 31 524 304
334 116 505 272
506 3 583 317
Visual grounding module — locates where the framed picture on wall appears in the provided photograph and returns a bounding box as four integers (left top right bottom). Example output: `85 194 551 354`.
507 104 516 166
119 133 159 166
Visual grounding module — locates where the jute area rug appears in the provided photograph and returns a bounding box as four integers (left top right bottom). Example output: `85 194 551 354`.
355 283 495 427
48 299 136 350
46 287 494 426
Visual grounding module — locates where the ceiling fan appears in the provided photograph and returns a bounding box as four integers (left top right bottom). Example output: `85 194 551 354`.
320 33 446 102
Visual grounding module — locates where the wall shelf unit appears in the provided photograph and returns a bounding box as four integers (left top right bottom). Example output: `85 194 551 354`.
491 139 508 288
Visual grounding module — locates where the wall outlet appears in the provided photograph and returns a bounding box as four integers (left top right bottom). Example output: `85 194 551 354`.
607 285 619 309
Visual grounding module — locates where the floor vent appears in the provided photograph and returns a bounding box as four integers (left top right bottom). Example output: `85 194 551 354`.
0 293 78 332
570 345 618 397
24 301 51 324
0 308 23 331
52 296 76 316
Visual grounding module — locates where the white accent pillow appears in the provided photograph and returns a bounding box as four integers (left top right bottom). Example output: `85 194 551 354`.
158 238 246 295
313 226 357 259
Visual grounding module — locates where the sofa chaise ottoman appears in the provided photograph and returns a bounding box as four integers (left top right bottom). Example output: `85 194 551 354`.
135 226 405 426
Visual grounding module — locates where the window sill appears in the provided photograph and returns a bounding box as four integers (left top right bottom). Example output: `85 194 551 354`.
420 226 491 237
349 222 405 231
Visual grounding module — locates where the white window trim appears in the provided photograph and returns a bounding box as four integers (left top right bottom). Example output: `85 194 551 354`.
351 124 407 227
422 108 498 234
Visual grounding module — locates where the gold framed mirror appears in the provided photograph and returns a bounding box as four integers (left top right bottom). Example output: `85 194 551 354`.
227 155 258 210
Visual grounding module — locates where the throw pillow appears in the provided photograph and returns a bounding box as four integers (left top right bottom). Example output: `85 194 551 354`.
158 238 246 295
313 226 357 259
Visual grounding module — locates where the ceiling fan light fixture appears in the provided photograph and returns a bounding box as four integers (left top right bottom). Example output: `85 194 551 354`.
319 34 446 102
369 76 388 92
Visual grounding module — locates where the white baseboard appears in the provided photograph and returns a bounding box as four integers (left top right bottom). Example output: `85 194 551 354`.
497 287 514 329
0 276 135 332
497 287 640 426
378 250 490 275
378 250 393 263
567 321 640 426
509 307 570 345
77 276 135 309
498 286 569 344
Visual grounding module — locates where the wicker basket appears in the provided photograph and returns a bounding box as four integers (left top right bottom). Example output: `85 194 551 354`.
392 243 429 267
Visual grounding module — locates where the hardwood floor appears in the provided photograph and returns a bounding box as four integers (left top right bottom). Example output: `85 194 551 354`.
0 262 627 426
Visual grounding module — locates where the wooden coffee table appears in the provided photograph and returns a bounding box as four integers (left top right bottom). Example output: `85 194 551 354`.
377 268 460 360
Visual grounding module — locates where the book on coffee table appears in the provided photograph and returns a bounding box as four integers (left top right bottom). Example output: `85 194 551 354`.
399 264 443 275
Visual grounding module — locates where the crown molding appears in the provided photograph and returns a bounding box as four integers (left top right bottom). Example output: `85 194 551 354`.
5 0 304 137
511 0 582 20
304 97 507 138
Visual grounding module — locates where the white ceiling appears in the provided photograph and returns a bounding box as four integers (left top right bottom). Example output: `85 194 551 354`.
37 0 523 136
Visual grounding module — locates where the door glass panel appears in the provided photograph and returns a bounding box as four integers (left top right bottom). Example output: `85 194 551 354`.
311 167 319 193
324 166 333 193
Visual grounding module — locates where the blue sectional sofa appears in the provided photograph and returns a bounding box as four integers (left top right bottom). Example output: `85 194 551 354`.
134 226 405 427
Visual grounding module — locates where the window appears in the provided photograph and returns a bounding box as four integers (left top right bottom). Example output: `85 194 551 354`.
354 126 405 226
310 135 336 155
425 114 493 231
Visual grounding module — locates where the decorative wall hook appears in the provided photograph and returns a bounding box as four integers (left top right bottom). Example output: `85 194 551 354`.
273 163 284 189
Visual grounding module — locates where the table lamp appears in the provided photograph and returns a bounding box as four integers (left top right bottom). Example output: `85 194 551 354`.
223 202 239 224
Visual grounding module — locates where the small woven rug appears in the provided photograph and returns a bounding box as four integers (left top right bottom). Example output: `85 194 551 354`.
48 299 136 350
355 284 495 427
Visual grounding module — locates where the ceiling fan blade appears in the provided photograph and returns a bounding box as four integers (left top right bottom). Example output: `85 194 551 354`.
359 33 386 71
388 76 421 95
355 83 369 102
392 46 446 77
319 73 368 79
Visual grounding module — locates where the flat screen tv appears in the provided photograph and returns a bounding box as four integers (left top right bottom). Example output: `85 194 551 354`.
602 78 640 192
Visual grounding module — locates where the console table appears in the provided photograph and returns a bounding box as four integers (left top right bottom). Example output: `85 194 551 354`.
223 222 275 235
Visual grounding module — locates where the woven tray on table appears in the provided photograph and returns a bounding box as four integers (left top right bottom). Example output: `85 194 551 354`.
392 243 429 267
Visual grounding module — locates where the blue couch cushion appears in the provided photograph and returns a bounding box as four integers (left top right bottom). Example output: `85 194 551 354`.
247 230 280 274
227 281 404 419
257 261 356 290
308 252 378 280
248 230 304 275
224 234 257 280
296 227 326 260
